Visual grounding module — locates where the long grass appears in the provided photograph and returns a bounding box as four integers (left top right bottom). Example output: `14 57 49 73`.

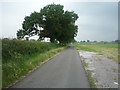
74 43 119 63
2 39 66 88
2 38 61 63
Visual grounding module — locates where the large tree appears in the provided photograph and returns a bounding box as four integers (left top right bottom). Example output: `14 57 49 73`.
17 4 79 44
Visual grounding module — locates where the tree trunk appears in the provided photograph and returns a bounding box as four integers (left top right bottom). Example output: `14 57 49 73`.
50 38 55 43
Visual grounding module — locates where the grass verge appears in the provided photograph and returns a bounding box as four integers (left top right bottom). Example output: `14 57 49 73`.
3 47 65 88
86 70 97 88
81 59 97 88
2 39 67 88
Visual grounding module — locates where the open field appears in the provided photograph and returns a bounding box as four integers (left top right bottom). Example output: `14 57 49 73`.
74 43 119 63
2 39 66 88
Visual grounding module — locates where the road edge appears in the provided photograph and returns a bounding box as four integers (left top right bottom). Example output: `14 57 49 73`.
6 48 66 88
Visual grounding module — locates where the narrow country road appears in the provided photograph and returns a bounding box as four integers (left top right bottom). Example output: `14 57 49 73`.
11 46 90 88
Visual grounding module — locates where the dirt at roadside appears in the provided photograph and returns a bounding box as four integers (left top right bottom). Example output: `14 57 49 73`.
78 50 118 88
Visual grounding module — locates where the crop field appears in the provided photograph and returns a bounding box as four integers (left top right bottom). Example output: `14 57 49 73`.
2 38 65 88
74 42 119 63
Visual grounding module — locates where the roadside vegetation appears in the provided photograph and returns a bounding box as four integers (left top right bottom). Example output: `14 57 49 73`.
81 58 97 88
2 38 66 88
86 70 97 88
74 42 119 63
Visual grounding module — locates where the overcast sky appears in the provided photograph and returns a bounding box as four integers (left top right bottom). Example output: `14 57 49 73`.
0 0 118 41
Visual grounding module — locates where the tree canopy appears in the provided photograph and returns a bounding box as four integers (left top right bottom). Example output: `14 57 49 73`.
17 4 79 44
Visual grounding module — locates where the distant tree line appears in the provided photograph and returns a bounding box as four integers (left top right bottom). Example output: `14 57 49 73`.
78 40 120 43
17 4 79 44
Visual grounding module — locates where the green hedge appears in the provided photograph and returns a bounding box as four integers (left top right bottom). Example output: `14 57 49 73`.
2 39 60 63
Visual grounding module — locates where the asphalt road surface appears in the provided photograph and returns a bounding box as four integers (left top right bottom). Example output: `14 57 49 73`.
12 46 90 88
